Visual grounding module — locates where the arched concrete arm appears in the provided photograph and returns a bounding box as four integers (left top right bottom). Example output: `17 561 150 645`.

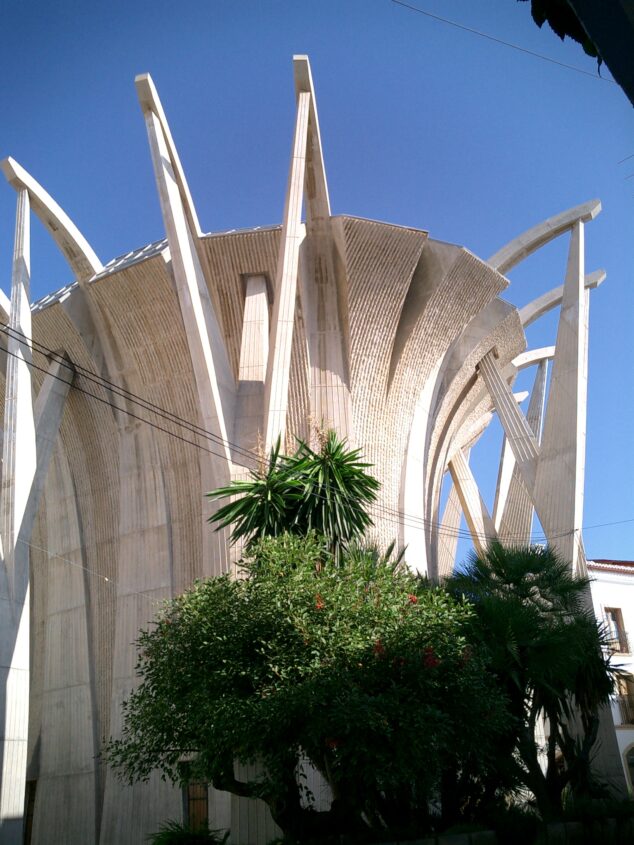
519 269 605 328
512 346 556 371
487 199 601 275
0 157 102 282
135 73 202 238
293 55 330 219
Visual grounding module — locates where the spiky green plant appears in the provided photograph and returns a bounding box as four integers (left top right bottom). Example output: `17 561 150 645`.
207 431 380 559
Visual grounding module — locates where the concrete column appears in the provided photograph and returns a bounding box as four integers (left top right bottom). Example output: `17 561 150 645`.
497 360 547 546
234 275 269 454
0 189 35 844
263 92 310 450
437 483 462 579
533 222 587 574
137 74 233 576
294 56 352 439
477 350 539 492
448 448 496 556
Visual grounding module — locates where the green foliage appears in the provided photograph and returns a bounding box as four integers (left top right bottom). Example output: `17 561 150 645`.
448 543 621 820
206 432 379 558
148 820 229 845
107 534 508 840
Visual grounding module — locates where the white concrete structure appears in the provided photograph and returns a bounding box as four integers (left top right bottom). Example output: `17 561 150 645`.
588 560 634 792
0 56 624 842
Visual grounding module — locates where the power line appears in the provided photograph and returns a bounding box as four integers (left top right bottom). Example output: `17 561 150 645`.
0 323 258 467
391 1 616 84
0 339 248 470
0 324 609 544
0 338 518 543
1 324 478 538
2 329 629 544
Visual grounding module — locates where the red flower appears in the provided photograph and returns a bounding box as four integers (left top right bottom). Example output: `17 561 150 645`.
373 638 386 657
325 737 340 750
315 594 325 610
423 646 440 669
407 594 418 604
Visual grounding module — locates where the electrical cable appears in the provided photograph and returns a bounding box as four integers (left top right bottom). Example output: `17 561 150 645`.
0 339 512 543
1 330 626 544
1 324 483 539
391 1 616 84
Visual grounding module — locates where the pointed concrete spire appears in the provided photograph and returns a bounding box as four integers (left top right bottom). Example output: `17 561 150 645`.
136 72 234 469
263 89 310 450
293 55 351 439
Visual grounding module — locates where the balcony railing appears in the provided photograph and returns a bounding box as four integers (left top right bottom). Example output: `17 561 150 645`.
606 630 630 654
615 695 634 725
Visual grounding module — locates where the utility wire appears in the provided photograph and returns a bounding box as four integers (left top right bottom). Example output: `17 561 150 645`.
2 324 618 543
0 339 520 543
391 1 616 84
0 340 248 470
1 324 481 539
0 322 258 467
2 329 628 543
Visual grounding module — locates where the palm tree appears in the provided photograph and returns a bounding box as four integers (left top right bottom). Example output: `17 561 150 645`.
207 431 380 560
447 543 619 820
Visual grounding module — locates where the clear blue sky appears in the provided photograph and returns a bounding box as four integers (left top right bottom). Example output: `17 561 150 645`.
1 0 632 562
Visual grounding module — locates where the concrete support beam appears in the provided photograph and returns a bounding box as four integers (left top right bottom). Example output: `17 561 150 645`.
293 55 330 222
497 360 548 546
0 189 36 844
235 275 269 454
519 269 604 328
437 483 462 579
448 448 496 556
18 357 74 548
477 350 539 492
533 222 588 575
294 56 351 438
137 74 234 471
487 199 600 276
263 92 310 450
0 158 102 282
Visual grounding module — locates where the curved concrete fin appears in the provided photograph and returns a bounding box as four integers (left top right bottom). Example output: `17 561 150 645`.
512 346 556 370
0 157 102 283
488 199 601 275
135 73 202 238
293 55 330 220
519 269 605 328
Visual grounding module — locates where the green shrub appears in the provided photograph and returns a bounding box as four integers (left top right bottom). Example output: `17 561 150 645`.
148 819 229 845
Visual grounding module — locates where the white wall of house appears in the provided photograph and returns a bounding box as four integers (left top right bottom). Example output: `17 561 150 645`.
588 560 634 791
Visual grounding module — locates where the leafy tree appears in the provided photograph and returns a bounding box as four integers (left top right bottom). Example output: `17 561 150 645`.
207 431 380 559
518 0 600 64
106 534 509 841
447 543 621 820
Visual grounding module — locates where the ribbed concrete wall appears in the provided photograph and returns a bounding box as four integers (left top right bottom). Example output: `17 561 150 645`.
6 217 526 843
